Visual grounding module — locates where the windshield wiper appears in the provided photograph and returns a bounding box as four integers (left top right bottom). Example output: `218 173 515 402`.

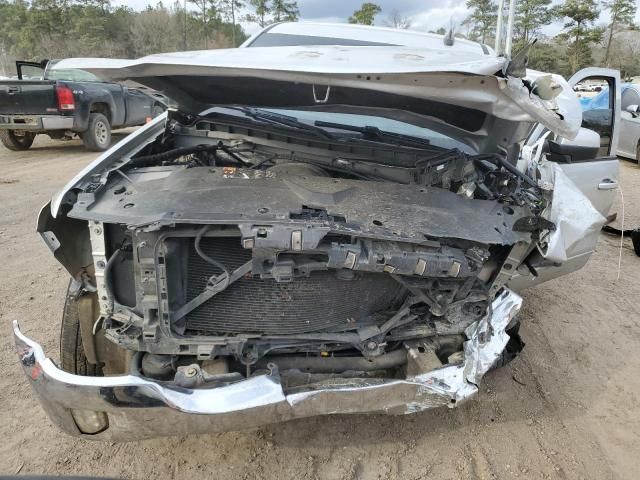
313 120 435 149
224 107 336 140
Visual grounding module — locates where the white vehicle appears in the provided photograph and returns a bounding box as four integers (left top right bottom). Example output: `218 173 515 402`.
581 82 640 161
618 83 640 161
14 23 621 441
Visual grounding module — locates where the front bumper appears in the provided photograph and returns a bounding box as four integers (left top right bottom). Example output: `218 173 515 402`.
0 114 74 131
14 290 522 441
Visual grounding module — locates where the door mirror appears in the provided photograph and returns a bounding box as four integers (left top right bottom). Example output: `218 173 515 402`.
626 104 639 117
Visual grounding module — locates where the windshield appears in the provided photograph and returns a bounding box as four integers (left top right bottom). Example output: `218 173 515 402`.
207 107 474 153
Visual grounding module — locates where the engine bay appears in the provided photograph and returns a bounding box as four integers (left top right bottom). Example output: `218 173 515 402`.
62 112 551 388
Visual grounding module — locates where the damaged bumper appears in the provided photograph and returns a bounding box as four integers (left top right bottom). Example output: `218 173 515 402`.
14 290 521 441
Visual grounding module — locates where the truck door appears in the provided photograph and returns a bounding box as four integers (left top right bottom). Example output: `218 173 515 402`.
123 88 153 126
509 68 620 291
560 68 620 217
16 61 46 80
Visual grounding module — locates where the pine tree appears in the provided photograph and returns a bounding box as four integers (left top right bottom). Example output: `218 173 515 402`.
348 3 381 26
515 0 554 44
271 0 298 22
216 0 244 46
247 0 271 27
603 0 637 65
464 0 498 43
556 0 603 73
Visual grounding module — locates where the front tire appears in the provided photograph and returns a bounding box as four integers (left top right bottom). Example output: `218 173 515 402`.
0 130 35 151
82 113 111 152
60 282 101 376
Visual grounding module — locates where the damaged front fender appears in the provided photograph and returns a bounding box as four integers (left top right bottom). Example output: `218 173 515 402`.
36 201 92 278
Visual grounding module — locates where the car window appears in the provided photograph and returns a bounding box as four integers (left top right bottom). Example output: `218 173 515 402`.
19 64 45 80
577 76 615 157
582 88 610 111
247 33 397 47
46 68 100 82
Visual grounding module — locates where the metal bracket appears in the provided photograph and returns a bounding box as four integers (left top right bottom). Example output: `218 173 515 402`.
312 84 331 104
89 221 110 315
172 260 253 321
488 241 530 297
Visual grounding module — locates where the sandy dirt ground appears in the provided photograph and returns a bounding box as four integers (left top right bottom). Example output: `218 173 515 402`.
0 134 639 480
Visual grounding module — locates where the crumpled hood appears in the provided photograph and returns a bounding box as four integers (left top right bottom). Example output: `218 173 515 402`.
52 45 581 140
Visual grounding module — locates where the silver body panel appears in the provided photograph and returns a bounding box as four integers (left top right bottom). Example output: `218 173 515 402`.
618 84 640 161
618 110 640 160
14 291 522 441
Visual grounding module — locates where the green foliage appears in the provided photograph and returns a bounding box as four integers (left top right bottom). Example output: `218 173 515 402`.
0 0 271 75
348 2 381 26
246 0 270 27
604 0 637 28
245 0 298 26
463 0 497 43
514 0 553 43
555 0 604 73
526 41 564 74
271 0 299 22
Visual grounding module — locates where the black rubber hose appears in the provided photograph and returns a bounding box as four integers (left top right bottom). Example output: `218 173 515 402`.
194 226 230 287
476 154 538 188
103 248 121 313
128 144 218 167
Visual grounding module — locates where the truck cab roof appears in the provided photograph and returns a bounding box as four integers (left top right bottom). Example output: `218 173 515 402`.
241 22 494 56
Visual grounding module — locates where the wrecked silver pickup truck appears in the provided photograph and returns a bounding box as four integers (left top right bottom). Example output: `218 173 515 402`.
15 23 621 441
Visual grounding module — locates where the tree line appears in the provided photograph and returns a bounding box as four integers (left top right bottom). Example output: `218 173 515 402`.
0 0 300 76
348 0 639 79
1 0 638 79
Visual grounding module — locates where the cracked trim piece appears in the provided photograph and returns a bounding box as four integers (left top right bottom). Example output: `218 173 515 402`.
13 290 522 441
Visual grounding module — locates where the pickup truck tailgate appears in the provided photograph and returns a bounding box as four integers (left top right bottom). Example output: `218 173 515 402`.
0 80 58 115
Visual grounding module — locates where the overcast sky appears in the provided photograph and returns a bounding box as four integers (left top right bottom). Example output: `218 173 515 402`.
113 0 640 38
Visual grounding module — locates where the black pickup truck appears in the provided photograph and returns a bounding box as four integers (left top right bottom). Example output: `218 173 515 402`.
0 60 166 151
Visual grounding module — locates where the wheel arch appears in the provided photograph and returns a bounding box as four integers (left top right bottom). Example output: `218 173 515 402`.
89 102 112 124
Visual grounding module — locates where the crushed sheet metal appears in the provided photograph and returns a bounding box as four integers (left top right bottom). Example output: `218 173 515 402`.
288 290 522 413
53 49 580 138
540 162 606 263
14 290 522 439
502 70 582 140
463 290 523 385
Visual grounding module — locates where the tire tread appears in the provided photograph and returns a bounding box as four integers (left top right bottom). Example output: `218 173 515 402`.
60 282 100 376
0 130 34 151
